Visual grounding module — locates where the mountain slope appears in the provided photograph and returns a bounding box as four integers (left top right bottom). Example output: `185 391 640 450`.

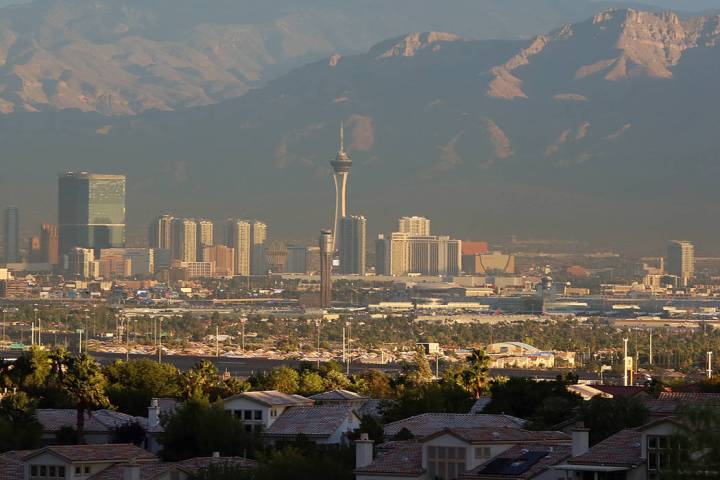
0 0 695 115
3 9 720 249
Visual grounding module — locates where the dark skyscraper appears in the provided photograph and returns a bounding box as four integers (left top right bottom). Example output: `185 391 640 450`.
339 215 366 275
3 206 19 263
319 229 333 308
58 172 126 255
41 223 59 265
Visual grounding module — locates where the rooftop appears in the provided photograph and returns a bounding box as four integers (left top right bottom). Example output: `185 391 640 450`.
384 413 525 438
265 404 356 438
309 389 368 402
568 429 642 467
35 409 147 433
88 457 257 480
224 390 313 407
23 444 156 463
426 428 571 445
462 445 572 479
354 441 423 476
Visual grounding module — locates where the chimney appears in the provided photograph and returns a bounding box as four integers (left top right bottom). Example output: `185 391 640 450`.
356 433 374 469
212 452 220 458
148 398 160 428
572 427 590 457
122 463 140 480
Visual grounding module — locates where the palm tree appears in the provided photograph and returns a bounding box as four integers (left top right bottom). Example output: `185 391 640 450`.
463 349 491 399
61 354 109 443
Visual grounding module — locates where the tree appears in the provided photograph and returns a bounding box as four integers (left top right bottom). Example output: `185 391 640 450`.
261 367 300 394
159 399 257 461
60 354 110 444
403 348 433 385
299 370 325 396
0 392 43 452
180 360 221 400
381 380 473 423
111 421 147 447
667 407 720 479
484 377 582 425
354 370 393 399
461 349 491 398
105 359 180 415
323 369 351 391
579 396 649 445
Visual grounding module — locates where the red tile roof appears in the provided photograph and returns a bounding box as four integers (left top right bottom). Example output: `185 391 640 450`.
354 441 423 476
89 457 257 480
592 386 646 398
224 391 313 407
384 414 525 438
0 451 29 480
568 429 642 467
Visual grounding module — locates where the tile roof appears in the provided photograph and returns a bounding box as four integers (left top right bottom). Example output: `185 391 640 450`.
657 392 720 404
89 457 257 480
265 404 356 438
354 441 423 476
469 397 492 414
35 409 147 433
224 390 313 407
426 428 570 445
384 414 525 438
22 444 157 463
568 429 642 467
592 386 646 398
309 389 368 402
357 399 382 419
0 451 30 480
461 445 572 479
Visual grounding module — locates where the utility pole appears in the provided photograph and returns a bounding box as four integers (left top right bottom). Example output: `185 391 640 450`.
708 351 713 379
316 319 321 369
649 330 653 366
241 318 246 352
435 352 440 379
125 317 131 362
623 338 629 387
342 325 346 365
216 325 220 357
158 317 163 364
1 308 5 344
78 330 83 354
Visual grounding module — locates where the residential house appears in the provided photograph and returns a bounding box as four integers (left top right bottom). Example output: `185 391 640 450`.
309 389 382 419
553 418 681 480
461 445 572 480
383 414 525 440
355 428 570 480
222 390 313 432
35 410 147 446
264 404 361 446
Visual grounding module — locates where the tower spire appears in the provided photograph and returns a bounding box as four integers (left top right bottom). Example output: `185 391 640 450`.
340 121 345 152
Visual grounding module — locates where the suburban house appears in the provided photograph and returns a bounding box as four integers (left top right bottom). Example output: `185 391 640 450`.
461 445 572 480
355 427 571 480
0 444 256 480
264 404 361 446
35 410 148 446
553 418 681 480
309 389 382 419
222 390 313 432
383 413 526 439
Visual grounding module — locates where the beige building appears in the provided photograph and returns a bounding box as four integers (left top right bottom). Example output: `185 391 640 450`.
225 219 251 276
203 245 235 277
171 218 197 262
177 261 214 278
376 233 460 276
462 252 515 275
195 219 214 259
251 221 267 275
398 216 431 236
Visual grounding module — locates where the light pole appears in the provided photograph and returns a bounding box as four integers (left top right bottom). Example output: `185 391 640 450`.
315 319 321 369
1 308 6 345
33 308 38 347
157 317 164 364
240 318 247 352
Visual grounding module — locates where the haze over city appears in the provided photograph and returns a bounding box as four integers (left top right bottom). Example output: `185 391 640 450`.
3 1 720 480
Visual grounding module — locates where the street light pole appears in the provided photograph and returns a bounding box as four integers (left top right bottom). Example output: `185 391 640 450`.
316 319 321 369
158 317 163 364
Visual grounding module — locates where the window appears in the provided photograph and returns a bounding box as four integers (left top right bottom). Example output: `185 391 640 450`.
58 467 65 478
254 410 262 420
30 465 66 479
474 447 491 459
234 410 242 419
244 410 252 421
84 466 90 474
31 466 38 477
49 467 56 477
75 467 81 475
647 435 672 480
426 446 466 479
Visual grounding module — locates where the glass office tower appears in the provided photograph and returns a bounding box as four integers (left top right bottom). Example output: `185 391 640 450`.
59 172 126 254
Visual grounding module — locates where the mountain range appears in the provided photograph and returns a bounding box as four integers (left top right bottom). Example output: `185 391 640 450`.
3 6 720 251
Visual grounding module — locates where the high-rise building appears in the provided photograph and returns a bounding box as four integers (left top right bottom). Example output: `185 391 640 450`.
319 230 333 308
28 236 42 263
58 172 126 255
3 206 20 263
286 246 309 274
196 219 214 260
306 247 321 274
203 245 235 277
666 240 695 286
331 124 352 251
376 232 461 276
171 218 197 262
225 219 251 276
65 247 98 279
339 215 366 275
101 248 155 276
398 216 431 236
149 215 174 250
251 221 267 275
40 223 59 265
264 241 288 274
